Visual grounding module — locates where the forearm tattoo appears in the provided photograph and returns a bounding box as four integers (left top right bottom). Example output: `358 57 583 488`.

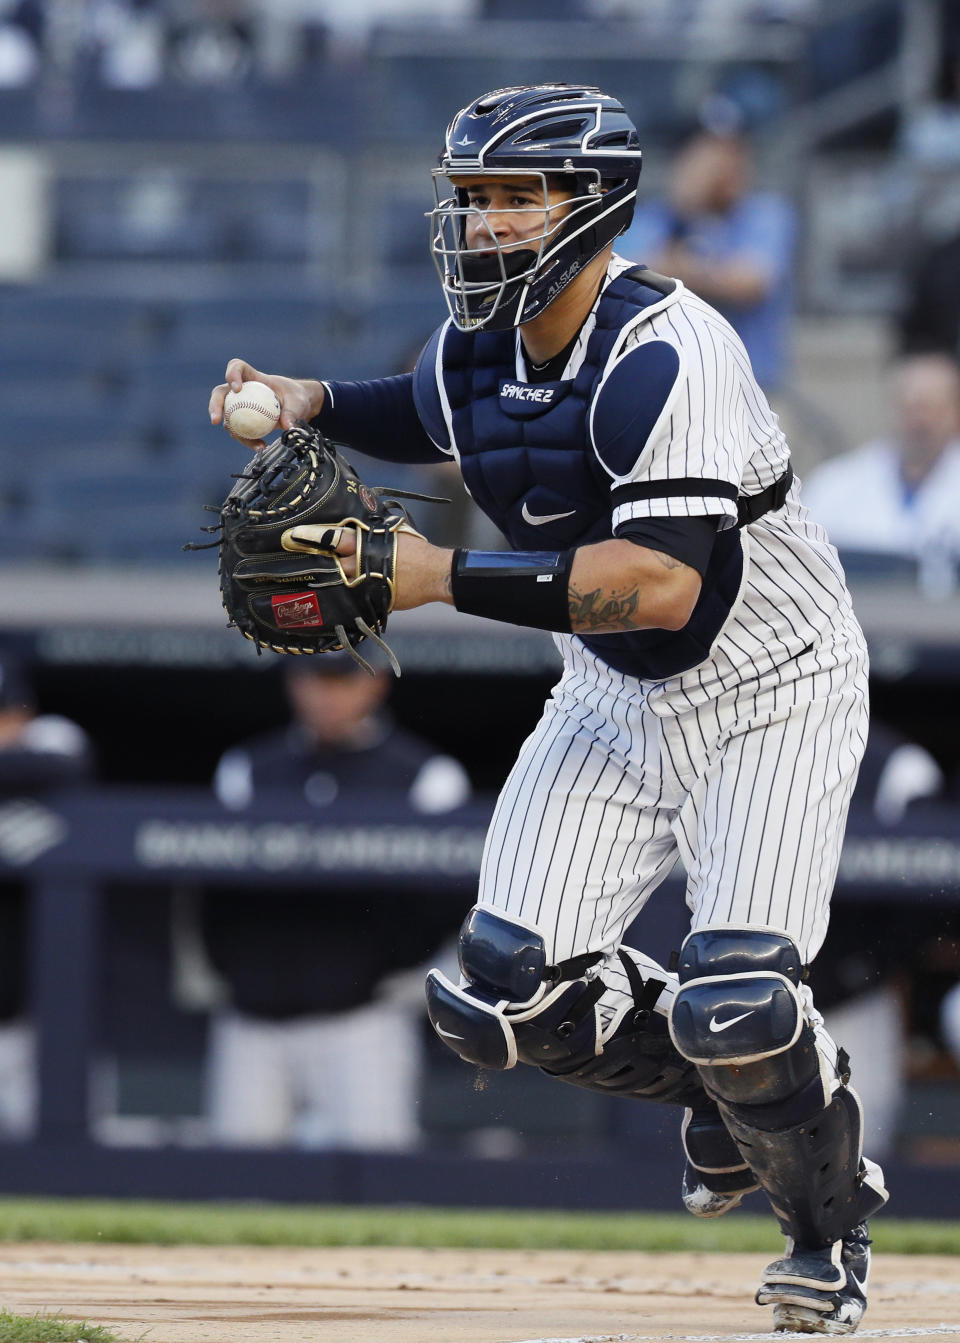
568 582 641 633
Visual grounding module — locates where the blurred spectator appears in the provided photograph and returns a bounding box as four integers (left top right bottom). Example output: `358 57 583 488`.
801 351 960 592
87 0 260 88
897 0 960 318
898 0 960 167
938 979 960 1077
813 721 948 1160
0 0 41 86
0 654 92 794
165 4 255 86
91 0 166 89
273 0 476 59
0 651 94 1137
196 654 471 1149
853 721 946 830
620 123 796 388
898 230 960 361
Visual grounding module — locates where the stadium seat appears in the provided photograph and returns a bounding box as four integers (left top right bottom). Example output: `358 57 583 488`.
56 177 228 263
23 461 206 564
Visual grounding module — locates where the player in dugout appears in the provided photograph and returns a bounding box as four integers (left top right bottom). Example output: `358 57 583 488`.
210 85 887 1334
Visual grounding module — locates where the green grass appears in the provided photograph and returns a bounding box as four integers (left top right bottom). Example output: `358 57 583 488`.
0 1197 956 1255
0 1311 130 1343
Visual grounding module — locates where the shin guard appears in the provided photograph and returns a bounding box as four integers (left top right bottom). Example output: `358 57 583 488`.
669 926 889 1248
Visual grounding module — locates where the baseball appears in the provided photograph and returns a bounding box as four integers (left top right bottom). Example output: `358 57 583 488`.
223 381 282 440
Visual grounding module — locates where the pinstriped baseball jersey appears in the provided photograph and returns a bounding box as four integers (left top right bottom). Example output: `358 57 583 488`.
475 254 870 1057
593 258 854 706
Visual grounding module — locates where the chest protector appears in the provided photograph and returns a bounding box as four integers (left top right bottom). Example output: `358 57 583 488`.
415 267 751 681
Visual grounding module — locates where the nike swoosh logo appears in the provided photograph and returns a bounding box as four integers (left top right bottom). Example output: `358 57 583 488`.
708 1010 755 1033
521 502 575 526
436 1025 465 1041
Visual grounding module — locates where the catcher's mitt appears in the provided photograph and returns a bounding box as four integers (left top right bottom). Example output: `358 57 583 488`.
190 424 425 674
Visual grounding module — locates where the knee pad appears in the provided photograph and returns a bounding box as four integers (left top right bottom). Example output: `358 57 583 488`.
425 904 701 1105
425 904 603 1071
668 926 824 1112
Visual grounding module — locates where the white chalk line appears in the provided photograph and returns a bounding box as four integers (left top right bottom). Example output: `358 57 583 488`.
508 1327 960 1343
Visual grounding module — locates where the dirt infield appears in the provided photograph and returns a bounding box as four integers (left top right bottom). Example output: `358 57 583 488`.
4 1240 960 1343
2 1242 959 1342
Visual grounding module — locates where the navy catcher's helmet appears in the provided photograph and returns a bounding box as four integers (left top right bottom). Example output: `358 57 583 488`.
429 84 642 331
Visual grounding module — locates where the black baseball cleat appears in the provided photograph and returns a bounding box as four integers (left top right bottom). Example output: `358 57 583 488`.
756 1222 872 1335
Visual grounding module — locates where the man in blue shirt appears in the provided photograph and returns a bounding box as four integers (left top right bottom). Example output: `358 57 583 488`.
620 128 796 390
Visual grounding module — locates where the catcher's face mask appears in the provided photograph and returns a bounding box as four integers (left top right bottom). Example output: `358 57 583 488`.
428 83 642 332
430 168 606 332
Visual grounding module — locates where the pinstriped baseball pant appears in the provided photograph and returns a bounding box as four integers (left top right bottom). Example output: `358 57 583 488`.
477 619 869 1056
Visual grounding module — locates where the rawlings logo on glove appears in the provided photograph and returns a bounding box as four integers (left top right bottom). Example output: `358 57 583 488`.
187 424 426 674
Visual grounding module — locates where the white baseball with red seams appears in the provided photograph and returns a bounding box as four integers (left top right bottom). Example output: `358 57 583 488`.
223 381 281 440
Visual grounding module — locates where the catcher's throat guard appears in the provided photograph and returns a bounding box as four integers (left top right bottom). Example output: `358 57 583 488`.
191 424 424 675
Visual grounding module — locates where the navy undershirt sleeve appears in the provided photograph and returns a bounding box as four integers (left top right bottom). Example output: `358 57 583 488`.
312 373 447 465
615 515 720 577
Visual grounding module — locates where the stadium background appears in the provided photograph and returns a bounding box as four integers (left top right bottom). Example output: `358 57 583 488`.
1 0 959 1218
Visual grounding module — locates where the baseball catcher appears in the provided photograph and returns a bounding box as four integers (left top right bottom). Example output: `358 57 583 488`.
190 423 425 675
206 83 890 1336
